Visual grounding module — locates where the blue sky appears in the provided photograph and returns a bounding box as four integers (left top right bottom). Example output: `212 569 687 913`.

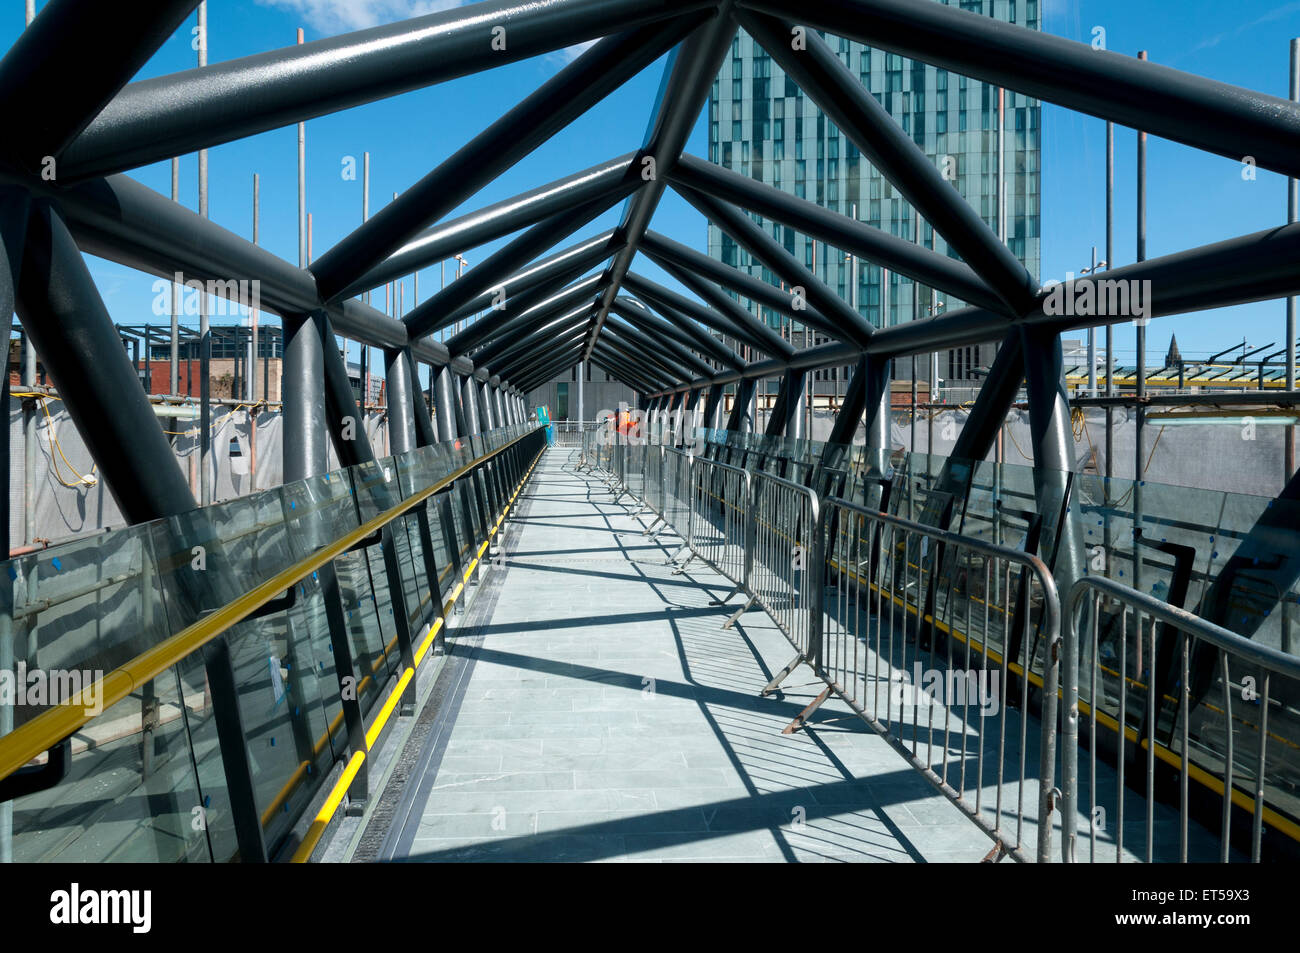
4 0 1300 375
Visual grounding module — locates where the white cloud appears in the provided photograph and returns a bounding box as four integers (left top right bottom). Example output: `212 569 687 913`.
544 39 598 69
255 0 470 35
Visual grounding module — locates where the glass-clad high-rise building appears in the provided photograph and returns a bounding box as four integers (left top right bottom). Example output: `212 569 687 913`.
706 0 1041 391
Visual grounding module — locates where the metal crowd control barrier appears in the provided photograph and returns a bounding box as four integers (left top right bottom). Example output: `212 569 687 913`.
0 424 548 863
814 497 1062 863
627 452 1063 863
675 456 750 593
732 471 820 672
1064 575 1300 863
553 421 600 448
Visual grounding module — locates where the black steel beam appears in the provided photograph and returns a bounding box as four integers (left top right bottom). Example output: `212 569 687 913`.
408 353 439 448
518 347 586 393
385 347 416 455
594 340 672 392
741 11 1036 316
646 218 1300 395
59 0 712 181
764 369 806 438
823 357 868 457
591 348 661 395
639 259 795 359
622 270 787 359
478 310 592 373
311 18 696 300
602 321 701 384
27 170 474 375
339 154 635 300
0 0 199 171
502 329 589 382
739 0 1300 179
435 231 620 334
14 200 197 524
672 183 875 344
456 275 604 359
725 377 756 432
611 294 740 371
606 303 719 379
585 4 737 357
283 310 330 482
665 155 1004 313
404 199 626 338
641 230 835 338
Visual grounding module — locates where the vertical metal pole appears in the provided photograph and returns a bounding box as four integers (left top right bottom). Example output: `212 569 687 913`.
1288 39 1298 481
578 359 585 425
363 152 369 308
198 1 210 506
250 173 259 403
170 158 180 396
1136 51 1148 588
21 334 33 550
1088 246 1098 397
995 85 1006 520
1105 120 1115 481
298 27 307 270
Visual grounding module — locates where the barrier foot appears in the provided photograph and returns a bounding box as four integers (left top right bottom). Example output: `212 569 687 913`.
720 594 755 630
642 515 665 537
761 652 805 697
782 685 832 735
670 553 696 575
980 842 1009 864
710 584 742 606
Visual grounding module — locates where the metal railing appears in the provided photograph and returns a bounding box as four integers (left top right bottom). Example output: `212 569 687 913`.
597 433 1064 861
0 424 548 863
818 497 1060 863
680 456 750 590
740 470 820 664
575 427 1300 862
1064 575 1300 863
552 420 601 448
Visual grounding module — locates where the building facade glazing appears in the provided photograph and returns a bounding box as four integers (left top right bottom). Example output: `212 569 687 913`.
707 0 1041 390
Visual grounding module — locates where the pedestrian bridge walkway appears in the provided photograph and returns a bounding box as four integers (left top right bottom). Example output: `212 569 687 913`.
366 451 992 862
0 426 1285 864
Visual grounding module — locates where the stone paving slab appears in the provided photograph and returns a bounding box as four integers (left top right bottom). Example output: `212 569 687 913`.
387 450 1015 863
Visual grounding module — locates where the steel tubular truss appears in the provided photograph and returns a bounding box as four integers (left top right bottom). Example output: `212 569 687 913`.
2 3 1300 865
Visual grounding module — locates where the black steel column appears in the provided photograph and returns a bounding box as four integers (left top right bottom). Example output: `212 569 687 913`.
283 309 330 483
384 346 416 456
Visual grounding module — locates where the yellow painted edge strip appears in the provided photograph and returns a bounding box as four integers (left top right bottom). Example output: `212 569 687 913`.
291 749 366 863
838 561 1300 844
365 666 415 751
291 442 542 862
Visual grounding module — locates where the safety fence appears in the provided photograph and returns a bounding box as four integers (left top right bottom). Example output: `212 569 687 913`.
584 435 1294 863
1064 575 1300 863
551 420 601 448
0 423 548 863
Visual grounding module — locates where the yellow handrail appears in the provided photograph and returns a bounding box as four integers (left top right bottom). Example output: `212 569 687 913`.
0 428 541 783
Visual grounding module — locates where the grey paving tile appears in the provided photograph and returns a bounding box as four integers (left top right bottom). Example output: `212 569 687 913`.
391 454 1024 864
